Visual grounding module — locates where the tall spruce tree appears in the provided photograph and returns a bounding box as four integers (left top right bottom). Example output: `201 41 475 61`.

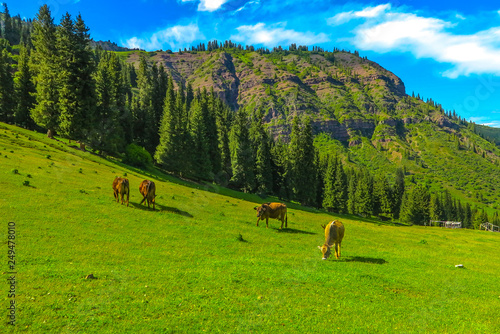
189 97 212 180
133 55 155 152
333 159 348 213
93 51 126 153
229 110 255 192
347 168 357 214
205 88 221 177
400 185 430 225
250 109 273 194
392 168 405 218
214 98 232 185
155 77 184 175
30 4 59 137
355 170 374 217
14 45 36 129
322 154 338 211
374 174 393 217
0 49 14 123
56 13 96 141
289 116 317 206
72 13 96 139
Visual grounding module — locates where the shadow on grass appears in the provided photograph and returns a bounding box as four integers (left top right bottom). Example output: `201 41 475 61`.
275 227 317 235
130 202 193 217
340 256 387 264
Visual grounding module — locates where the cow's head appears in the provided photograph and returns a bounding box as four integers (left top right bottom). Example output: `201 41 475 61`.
254 204 268 218
318 245 331 260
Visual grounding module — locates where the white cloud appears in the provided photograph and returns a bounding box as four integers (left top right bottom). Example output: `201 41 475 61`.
181 0 229 12
333 5 500 78
327 4 391 26
124 24 205 51
231 22 329 47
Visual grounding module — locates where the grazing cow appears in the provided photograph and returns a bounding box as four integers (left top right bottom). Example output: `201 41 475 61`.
318 220 345 260
139 180 156 210
112 177 129 206
254 202 288 229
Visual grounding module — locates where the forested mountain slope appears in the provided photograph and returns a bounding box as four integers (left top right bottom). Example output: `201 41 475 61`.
1 2 499 225
122 48 500 212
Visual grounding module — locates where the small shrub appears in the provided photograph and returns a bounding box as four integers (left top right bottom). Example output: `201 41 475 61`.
123 144 152 168
78 168 83 174
23 180 30 187
46 155 51 159
27 174 32 178
11 169 19 174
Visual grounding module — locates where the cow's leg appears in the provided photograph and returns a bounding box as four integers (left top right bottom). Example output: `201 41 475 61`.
126 191 129 207
280 216 284 229
256 218 260 227
335 243 341 259
266 217 269 228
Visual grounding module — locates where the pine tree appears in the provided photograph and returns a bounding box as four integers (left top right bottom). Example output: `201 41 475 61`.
250 109 273 194
30 5 59 137
93 51 126 154
205 88 221 176
355 170 373 217
374 174 393 217
133 55 154 152
14 45 36 129
270 139 290 200
189 97 212 180
392 168 405 218
214 98 232 185
347 168 357 214
229 110 255 192
155 77 184 175
56 13 96 141
333 160 348 213
322 154 337 211
400 185 430 225
429 194 443 221
3 4 16 45
289 116 317 206
0 49 15 123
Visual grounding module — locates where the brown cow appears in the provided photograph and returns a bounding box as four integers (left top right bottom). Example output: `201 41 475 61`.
112 177 129 206
139 180 156 210
254 202 288 229
318 220 345 260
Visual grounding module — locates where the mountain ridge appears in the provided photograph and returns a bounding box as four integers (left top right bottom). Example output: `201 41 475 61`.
121 47 500 211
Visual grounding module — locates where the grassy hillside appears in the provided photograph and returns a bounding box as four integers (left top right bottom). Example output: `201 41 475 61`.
2 123 500 333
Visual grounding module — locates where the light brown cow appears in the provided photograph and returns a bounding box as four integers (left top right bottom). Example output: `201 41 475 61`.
254 202 288 229
139 180 156 210
318 220 345 260
112 177 129 206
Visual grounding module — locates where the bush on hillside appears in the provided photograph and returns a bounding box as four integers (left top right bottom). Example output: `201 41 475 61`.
123 144 152 168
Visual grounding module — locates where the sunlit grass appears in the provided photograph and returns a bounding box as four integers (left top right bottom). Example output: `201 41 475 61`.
1 123 499 333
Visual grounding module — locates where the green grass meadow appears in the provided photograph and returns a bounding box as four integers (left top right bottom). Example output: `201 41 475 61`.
1 123 500 333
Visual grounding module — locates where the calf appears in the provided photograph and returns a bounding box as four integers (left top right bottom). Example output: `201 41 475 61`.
112 177 129 207
254 202 288 228
318 220 345 260
139 180 156 210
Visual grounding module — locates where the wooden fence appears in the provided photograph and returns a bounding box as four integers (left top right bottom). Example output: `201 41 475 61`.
428 221 462 228
480 222 500 232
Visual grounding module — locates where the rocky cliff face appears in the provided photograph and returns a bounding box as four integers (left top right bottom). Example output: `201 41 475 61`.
131 49 413 143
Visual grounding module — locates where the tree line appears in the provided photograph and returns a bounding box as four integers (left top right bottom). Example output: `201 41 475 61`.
1 4 499 228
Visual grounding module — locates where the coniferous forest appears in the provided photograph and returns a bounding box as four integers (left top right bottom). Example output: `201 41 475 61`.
2 3 500 228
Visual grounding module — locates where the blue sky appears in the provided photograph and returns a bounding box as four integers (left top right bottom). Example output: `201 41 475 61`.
11 0 500 127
